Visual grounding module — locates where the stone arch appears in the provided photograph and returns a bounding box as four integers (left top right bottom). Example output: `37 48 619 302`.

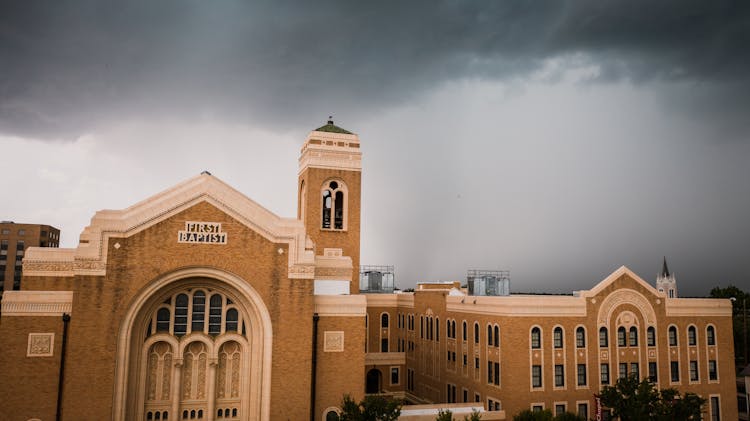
597 288 657 327
113 267 273 421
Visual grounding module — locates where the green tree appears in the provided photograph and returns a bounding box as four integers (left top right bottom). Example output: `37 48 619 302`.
463 410 482 421
340 394 402 421
552 412 585 421
710 285 749 368
599 375 705 420
436 409 453 421
513 409 553 421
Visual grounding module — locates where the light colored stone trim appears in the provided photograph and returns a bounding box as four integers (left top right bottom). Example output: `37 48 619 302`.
581 265 660 298
665 298 732 317
447 295 586 317
1 291 73 316
23 174 314 277
597 288 657 325
324 331 345 352
365 352 406 366
27 333 55 357
298 130 362 174
314 295 367 317
365 293 401 308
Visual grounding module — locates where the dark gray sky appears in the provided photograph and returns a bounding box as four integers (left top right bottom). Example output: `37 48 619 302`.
2 1 749 295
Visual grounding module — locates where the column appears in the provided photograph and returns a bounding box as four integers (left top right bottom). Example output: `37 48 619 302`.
206 358 218 421
172 359 183 420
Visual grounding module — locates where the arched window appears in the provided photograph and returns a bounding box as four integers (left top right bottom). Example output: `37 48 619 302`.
174 294 189 336
706 326 716 346
451 320 456 339
617 327 627 347
554 327 563 348
531 327 541 349
647 326 656 346
381 313 389 328
668 326 678 346
687 326 696 346
629 327 638 346
474 322 479 344
493 325 500 347
436 317 439 342
599 327 608 347
209 294 223 335
225 308 238 332
576 327 585 348
326 410 341 421
321 180 346 230
447 320 452 338
156 308 171 332
191 291 205 332
463 321 468 341
488 325 494 347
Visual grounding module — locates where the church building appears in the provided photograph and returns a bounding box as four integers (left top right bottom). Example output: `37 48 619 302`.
0 121 737 421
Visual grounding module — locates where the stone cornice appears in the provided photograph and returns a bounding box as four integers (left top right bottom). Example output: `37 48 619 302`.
314 295 367 317
665 298 733 317
365 352 406 366
446 295 587 317
1 291 74 316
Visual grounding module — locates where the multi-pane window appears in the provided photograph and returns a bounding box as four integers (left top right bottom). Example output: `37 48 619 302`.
648 362 658 382
381 338 388 352
668 326 678 346
706 326 716 346
488 325 493 346
554 364 564 387
391 367 399 385
576 327 585 348
687 326 696 346
647 326 656 346
708 360 718 380
629 327 638 346
710 396 720 421
577 403 588 419
493 325 500 347
555 404 565 416
617 327 626 347
531 327 541 349
689 361 698 381
474 322 479 344
554 327 563 348
462 321 467 341
599 327 608 347
630 363 639 379
670 361 679 382
600 363 610 385
619 363 628 379
577 364 587 386
381 313 389 328
532 365 542 387
147 290 244 338
16 240 24 251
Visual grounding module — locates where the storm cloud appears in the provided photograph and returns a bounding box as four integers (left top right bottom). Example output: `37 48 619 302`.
1 1 749 295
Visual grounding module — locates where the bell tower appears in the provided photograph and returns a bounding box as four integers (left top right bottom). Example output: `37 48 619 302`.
656 256 678 298
298 118 362 293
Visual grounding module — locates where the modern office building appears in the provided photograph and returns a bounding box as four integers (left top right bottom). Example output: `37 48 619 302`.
0 221 60 292
0 122 737 420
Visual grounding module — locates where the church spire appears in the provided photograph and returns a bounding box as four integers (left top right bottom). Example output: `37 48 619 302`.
660 256 670 278
656 256 677 298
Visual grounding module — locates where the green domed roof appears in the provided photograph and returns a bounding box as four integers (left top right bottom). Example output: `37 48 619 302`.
315 118 353 134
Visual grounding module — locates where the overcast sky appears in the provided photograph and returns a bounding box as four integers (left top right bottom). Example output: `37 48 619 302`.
2 1 749 295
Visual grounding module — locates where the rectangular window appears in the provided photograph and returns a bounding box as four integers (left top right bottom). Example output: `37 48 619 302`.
1 240 7 250
463 354 467 366
601 363 610 385
709 360 718 380
577 364 587 386
16 240 24 251
381 338 388 352
689 360 698 381
670 361 679 382
532 405 543 413
630 362 639 380
710 396 720 421
619 363 628 379
17 229 25 236
475 357 479 369
648 362 658 382
532 365 542 388
555 404 565 416
475 393 480 403
463 389 468 403
1 229 10 235
391 367 399 385
488 361 493 384
448 351 452 361
554 364 564 387
494 362 500 386
578 403 588 419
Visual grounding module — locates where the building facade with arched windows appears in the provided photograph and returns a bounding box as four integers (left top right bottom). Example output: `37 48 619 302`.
0 120 738 421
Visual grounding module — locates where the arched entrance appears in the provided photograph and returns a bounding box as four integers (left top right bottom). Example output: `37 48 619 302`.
365 369 382 394
113 268 273 421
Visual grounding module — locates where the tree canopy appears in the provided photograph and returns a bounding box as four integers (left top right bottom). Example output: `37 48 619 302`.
598 375 705 420
339 395 402 421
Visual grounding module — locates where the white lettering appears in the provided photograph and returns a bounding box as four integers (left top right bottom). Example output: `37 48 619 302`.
177 221 228 245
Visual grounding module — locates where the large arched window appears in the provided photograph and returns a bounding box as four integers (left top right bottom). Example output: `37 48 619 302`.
576 327 586 348
617 327 627 347
647 326 656 346
493 325 500 348
706 326 716 346
687 326 697 346
381 313 389 328
599 327 608 347
629 327 638 346
321 180 346 230
668 326 678 346
141 288 250 421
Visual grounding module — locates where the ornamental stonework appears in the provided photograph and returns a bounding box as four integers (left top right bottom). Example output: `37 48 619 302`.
324 331 344 352
27 333 54 357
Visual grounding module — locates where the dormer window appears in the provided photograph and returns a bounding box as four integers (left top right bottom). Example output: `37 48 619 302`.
322 180 346 230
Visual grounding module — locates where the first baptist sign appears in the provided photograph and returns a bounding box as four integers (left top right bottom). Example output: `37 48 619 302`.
178 221 228 244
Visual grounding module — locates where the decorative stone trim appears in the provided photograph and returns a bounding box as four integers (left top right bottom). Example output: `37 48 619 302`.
597 289 656 325
314 295 366 317
323 331 345 352
299 130 362 174
27 333 55 357
447 295 586 317
1 291 73 316
365 352 406 366
665 299 732 317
